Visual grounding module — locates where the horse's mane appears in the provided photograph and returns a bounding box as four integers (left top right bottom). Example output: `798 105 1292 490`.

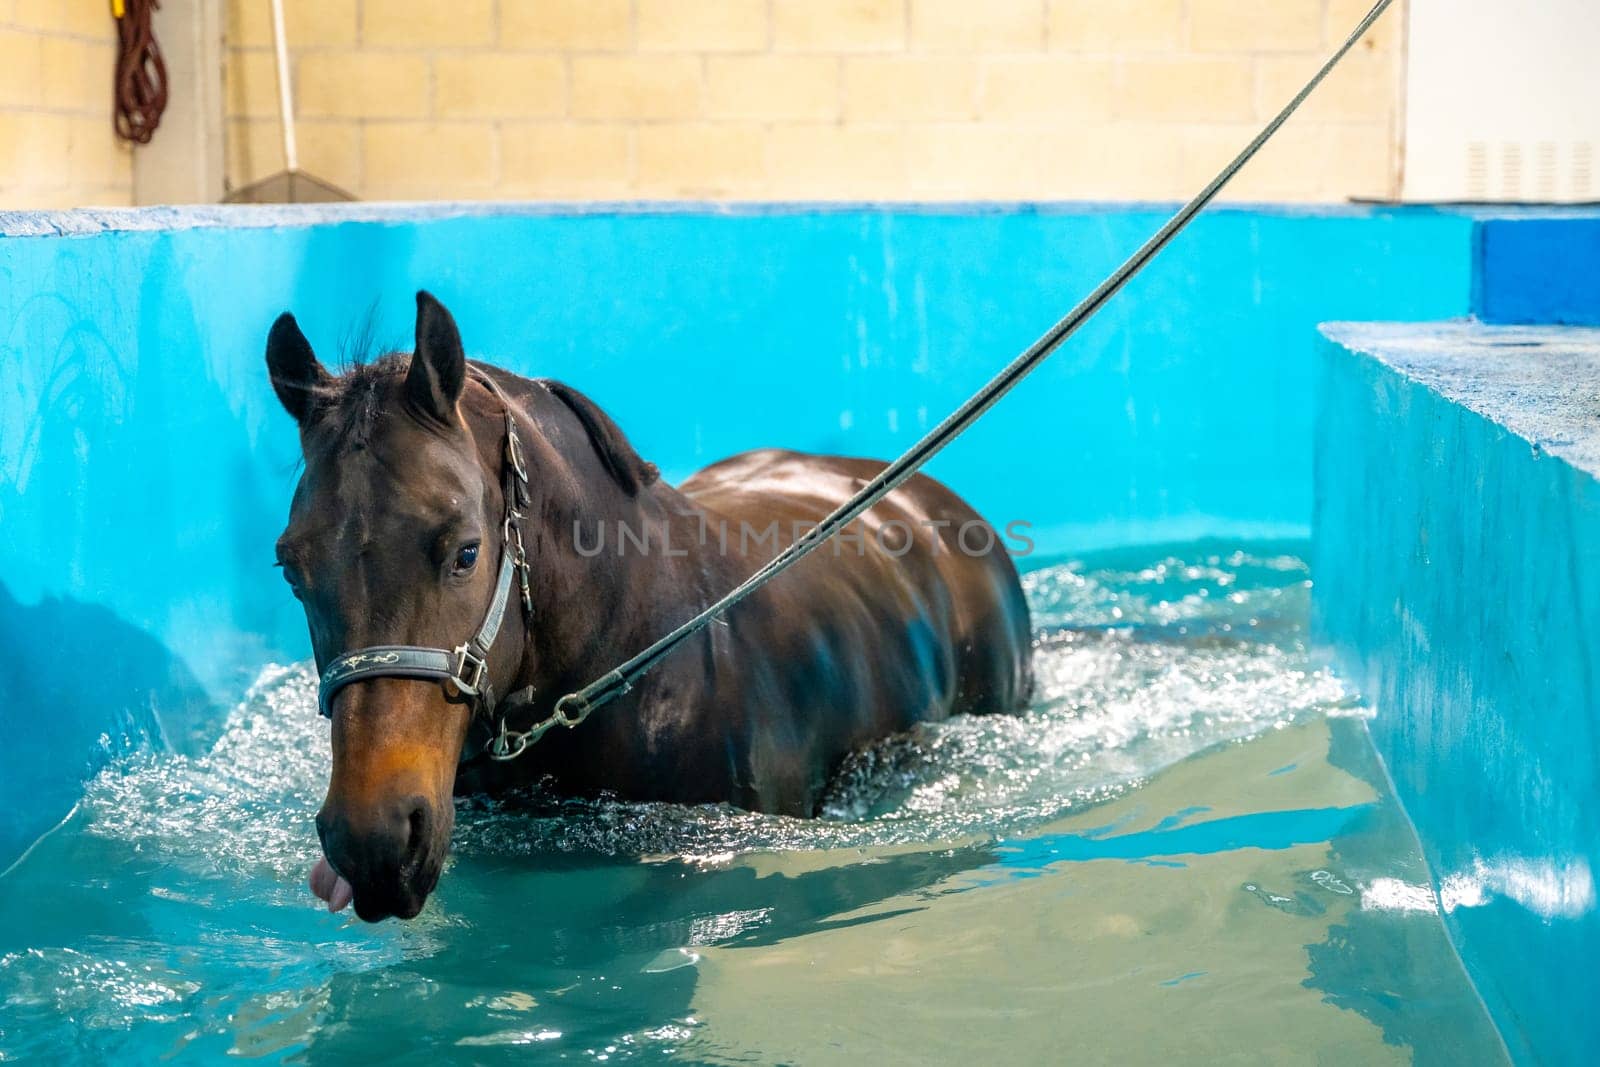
303 339 659 495
298 303 413 448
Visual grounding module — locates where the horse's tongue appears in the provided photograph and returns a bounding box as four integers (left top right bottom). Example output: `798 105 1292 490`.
327 876 353 913
308 855 353 914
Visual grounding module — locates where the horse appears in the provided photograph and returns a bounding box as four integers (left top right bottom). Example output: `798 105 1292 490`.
268 292 1033 922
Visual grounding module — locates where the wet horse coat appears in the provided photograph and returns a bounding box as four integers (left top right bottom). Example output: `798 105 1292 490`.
270 293 1032 920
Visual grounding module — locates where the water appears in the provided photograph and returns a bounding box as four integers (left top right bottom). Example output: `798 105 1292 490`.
0 542 1505 1064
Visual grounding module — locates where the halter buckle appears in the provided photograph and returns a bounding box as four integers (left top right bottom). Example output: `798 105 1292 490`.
504 513 534 616
449 643 488 697
506 427 529 484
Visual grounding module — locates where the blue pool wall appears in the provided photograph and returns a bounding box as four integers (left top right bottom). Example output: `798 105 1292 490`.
0 202 1475 866
1313 315 1600 1062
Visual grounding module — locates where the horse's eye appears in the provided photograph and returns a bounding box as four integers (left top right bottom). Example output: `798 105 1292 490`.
277 561 305 599
453 542 480 573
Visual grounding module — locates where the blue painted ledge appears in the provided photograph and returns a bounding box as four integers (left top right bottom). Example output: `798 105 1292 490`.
0 198 1459 238
1311 321 1600 1065
1474 216 1600 326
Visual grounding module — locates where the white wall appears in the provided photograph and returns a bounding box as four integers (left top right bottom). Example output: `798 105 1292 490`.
1404 0 1600 202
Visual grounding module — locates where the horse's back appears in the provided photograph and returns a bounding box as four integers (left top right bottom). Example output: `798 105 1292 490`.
680 449 1032 762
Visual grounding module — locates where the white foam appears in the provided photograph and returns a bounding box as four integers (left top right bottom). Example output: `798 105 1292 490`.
1439 856 1595 921
1361 877 1439 914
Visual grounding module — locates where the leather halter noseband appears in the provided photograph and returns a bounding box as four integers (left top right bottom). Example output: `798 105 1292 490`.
315 389 535 753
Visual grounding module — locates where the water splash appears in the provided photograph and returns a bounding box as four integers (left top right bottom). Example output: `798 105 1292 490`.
61 546 1352 875
80 663 330 891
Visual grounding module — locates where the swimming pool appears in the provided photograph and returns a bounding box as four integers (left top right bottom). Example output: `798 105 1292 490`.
0 201 1570 1061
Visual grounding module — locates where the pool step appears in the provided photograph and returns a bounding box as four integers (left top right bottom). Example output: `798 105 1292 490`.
1312 316 1600 1066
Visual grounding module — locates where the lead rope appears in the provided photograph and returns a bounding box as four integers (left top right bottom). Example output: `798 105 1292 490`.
487 0 1397 760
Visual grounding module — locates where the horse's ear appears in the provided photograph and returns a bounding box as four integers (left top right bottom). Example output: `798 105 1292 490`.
541 380 660 496
407 291 466 425
265 312 330 425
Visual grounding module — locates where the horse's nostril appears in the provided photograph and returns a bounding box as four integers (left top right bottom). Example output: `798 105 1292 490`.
405 805 427 862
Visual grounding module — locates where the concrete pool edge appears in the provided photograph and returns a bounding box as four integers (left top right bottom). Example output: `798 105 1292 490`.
1311 320 1600 1064
0 198 1508 239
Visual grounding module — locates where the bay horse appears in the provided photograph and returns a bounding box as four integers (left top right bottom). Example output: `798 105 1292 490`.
268 292 1032 922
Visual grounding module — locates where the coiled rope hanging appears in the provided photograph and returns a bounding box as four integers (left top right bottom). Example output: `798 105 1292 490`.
489 0 1399 758
113 0 169 144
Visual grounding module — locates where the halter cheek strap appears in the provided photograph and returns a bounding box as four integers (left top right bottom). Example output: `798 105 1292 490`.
315 403 535 728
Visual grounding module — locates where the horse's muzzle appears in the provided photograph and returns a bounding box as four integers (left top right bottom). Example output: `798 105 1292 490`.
316 795 445 921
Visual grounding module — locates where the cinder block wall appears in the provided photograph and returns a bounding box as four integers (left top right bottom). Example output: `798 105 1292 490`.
0 2 134 208
224 0 1404 202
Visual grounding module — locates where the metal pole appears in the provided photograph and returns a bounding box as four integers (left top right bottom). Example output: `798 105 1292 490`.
269 0 298 172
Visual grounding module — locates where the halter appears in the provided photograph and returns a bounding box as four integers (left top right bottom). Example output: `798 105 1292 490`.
315 396 536 753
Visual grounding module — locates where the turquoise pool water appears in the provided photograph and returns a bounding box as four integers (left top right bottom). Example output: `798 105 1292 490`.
0 543 1504 1063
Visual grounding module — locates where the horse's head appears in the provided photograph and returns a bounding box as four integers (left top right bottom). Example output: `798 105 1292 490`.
267 293 512 920
268 293 661 921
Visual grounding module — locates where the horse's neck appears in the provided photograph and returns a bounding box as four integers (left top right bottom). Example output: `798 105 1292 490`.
468 366 739 689
521 448 729 694
593 479 744 619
